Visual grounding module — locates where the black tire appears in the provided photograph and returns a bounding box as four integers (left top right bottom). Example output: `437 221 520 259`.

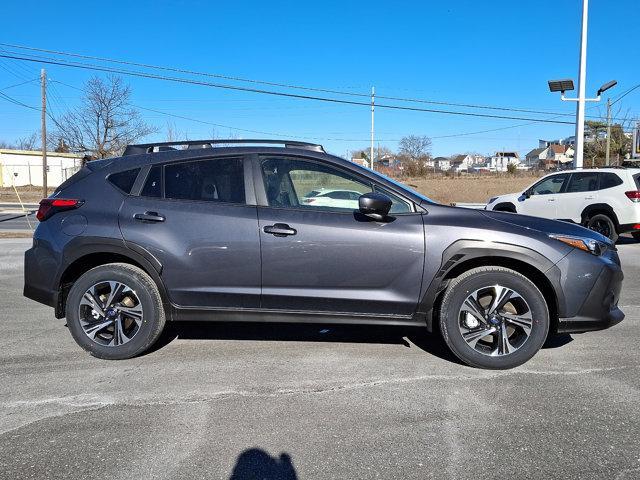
439 266 549 369
632 232 640 242
586 214 618 243
66 263 166 360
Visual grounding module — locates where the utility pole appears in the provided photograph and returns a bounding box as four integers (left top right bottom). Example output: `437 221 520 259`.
41 68 47 197
574 0 589 169
605 97 612 166
370 86 375 170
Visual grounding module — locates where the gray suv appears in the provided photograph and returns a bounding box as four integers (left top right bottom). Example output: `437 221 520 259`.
24 140 624 369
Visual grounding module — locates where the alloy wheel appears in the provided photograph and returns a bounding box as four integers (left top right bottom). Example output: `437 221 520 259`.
458 285 533 356
78 281 144 347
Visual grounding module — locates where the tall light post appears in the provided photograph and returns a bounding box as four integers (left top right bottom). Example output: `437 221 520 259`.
574 0 589 169
548 78 616 168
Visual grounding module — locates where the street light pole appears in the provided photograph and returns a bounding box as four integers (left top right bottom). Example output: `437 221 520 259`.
605 97 612 166
574 0 589 169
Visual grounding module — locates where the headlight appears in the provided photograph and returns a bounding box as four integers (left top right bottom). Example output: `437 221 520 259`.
488 196 498 204
549 234 607 256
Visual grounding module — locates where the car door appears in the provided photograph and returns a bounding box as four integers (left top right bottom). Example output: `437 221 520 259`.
517 173 569 219
254 155 425 317
118 155 261 309
555 171 599 222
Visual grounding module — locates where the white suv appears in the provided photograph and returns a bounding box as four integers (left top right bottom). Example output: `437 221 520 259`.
486 168 640 242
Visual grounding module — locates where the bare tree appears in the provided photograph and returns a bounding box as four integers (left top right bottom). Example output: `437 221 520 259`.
0 140 15 149
52 75 155 159
16 132 39 150
398 135 432 161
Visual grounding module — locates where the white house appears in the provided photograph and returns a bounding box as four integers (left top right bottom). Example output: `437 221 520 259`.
489 151 520 172
0 149 84 188
432 156 451 171
450 154 485 172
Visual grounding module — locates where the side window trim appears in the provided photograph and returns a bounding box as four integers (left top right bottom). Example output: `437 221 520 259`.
254 154 416 214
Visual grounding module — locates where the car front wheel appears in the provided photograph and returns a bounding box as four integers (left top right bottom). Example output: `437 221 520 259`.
439 266 549 369
586 214 618 243
66 263 166 360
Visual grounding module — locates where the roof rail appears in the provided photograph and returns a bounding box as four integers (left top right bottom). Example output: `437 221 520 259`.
122 139 325 156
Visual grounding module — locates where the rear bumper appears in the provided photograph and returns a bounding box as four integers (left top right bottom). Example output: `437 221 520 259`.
556 259 624 333
23 238 61 311
618 223 640 234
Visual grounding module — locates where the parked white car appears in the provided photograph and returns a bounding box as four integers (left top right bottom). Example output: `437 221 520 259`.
302 188 364 209
485 168 640 242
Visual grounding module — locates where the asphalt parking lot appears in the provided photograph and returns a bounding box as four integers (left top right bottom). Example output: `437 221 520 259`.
1 237 639 480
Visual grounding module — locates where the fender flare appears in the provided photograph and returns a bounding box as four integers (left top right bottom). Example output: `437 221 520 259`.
581 203 620 229
492 202 517 213
417 239 563 331
56 236 170 317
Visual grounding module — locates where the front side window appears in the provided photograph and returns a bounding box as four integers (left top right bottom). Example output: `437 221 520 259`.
164 157 245 204
261 157 411 213
531 174 568 195
566 172 599 193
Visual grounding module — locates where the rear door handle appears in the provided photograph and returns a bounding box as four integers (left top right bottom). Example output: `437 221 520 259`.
133 211 165 222
263 223 297 236
547 198 555 202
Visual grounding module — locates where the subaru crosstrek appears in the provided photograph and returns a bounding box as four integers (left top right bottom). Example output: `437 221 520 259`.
24 140 625 369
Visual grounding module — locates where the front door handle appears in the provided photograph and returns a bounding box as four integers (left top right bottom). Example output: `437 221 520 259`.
133 211 165 222
263 223 297 237
547 198 555 202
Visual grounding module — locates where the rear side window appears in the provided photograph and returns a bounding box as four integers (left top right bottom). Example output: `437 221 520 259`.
598 172 623 190
164 157 245 204
108 168 140 194
566 172 598 193
634 173 640 189
141 165 162 198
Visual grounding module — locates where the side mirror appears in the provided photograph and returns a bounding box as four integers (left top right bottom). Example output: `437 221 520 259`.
523 189 532 199
359 192 392 221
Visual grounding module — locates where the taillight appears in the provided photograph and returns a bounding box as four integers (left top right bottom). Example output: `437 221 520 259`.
36 198 83 221
625 191 640 202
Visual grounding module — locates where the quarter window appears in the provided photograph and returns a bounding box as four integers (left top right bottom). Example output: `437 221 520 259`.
108 168 140 194
598 172 623 190
566 172 599 193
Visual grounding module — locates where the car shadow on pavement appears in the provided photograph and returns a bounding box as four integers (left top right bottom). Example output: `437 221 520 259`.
151 322 573 365
228 448 298 480
151 321 466 364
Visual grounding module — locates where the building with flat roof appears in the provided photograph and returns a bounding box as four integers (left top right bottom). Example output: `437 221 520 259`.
0 149 84 188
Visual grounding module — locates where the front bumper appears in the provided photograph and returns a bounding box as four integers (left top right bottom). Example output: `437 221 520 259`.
556 255 624 333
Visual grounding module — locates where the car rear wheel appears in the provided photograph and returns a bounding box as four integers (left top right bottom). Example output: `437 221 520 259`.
439 266 549 369
66 263 166 360
586 214 618 243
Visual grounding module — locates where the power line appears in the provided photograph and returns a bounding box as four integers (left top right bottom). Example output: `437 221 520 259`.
0 44 588 117
0 52 580 126
1 43 637 124
0 42 371 98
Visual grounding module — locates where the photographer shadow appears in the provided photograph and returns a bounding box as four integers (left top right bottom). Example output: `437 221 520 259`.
229 449 297 480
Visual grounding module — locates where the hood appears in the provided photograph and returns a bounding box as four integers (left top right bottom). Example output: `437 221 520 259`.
479 210 612 245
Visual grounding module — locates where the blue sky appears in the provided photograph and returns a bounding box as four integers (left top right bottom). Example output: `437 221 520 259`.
0 0 638 158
